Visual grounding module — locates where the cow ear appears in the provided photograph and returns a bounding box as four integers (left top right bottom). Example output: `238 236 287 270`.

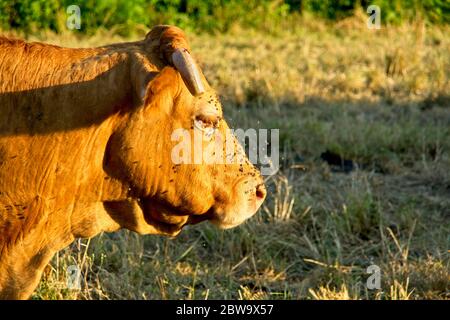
141 67 181 110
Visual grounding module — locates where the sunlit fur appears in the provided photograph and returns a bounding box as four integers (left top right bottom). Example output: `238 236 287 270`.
0 25 265 299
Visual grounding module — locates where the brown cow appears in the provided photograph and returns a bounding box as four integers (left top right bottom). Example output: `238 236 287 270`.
0 25 266 299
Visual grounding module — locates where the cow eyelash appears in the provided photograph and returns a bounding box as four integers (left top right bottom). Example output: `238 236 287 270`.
193 115 220 134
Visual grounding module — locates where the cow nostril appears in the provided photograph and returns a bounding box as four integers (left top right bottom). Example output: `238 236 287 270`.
255 184 266 200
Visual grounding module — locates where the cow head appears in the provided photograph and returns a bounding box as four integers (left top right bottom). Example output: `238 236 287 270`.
104 26 266 236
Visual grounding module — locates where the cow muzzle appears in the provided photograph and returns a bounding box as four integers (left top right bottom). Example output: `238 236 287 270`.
189 178 266 229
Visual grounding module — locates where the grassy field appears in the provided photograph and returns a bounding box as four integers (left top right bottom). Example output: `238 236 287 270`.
17 17 449 300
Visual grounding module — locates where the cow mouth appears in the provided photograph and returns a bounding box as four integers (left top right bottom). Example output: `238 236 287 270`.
187 209 214 225
137 198 214 235
105 190 256 237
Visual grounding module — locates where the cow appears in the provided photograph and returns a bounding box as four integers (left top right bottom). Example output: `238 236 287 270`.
0 25 266 299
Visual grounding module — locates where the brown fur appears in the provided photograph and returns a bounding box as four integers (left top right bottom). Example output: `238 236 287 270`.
0 25 265 299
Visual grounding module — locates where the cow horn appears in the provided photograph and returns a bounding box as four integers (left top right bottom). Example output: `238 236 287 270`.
171 48 205 96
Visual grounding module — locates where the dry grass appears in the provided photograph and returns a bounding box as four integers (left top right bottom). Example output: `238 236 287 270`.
8 18 449 300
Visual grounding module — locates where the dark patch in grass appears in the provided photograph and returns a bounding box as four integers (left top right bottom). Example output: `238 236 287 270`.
320 150 355 173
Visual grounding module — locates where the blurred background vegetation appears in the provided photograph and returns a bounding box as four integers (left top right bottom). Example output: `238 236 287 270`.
1 0 448 302
0 0 448 36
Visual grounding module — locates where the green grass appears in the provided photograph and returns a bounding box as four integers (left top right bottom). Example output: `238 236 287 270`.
21 18 450 300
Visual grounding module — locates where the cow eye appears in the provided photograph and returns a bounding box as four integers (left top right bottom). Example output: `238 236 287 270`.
194 114 220 137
